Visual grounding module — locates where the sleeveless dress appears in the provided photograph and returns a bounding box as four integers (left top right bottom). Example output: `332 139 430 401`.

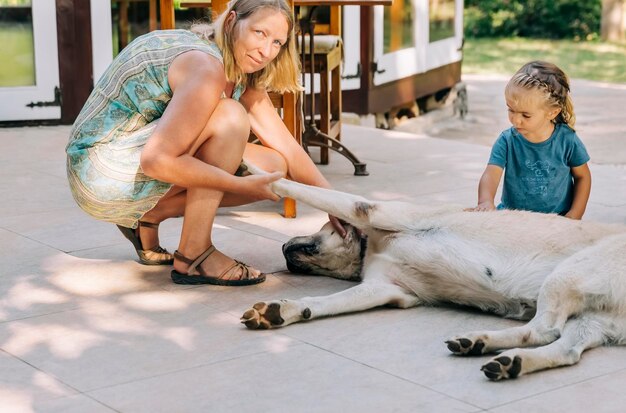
66 30 245 229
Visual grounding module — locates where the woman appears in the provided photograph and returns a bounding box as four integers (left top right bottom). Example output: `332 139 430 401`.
66 0 344 286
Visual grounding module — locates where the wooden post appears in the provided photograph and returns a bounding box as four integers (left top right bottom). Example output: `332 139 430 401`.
119 0 129 48
159 0 175 29
56 0 94 123
149 0 157 31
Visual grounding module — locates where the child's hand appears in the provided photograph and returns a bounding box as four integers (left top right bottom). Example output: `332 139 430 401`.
464 201 496 212
564 211 582 220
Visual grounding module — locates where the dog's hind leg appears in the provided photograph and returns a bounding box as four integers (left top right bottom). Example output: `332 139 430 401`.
446 292 580 356
480 313 616 380
447 247 600 356
241 282 419 329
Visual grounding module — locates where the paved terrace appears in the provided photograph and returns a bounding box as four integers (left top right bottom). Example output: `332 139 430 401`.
1 75 626 412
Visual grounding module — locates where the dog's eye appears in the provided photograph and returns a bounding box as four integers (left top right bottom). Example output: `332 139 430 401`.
330 231 335 236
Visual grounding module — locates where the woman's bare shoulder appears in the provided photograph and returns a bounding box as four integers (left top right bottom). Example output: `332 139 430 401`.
168 50 226 92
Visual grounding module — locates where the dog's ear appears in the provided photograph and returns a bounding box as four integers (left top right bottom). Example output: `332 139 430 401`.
342 224 358 245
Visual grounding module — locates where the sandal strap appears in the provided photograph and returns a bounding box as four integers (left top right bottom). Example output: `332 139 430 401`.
174 245 216 274
138 220 160 230
218 261 251 280
148 245 169 254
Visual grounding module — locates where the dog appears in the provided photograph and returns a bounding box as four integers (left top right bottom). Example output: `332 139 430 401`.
239 163 626 380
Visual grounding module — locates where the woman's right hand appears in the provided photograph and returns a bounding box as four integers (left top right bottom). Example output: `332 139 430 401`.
239 172 283 202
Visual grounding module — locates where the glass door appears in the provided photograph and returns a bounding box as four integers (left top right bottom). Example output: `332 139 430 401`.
372 0 419 86
0 0 60 121
422 0 463 72
372 0 463 86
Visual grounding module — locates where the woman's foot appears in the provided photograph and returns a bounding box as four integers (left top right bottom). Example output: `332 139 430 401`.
172 245 264 285
116 221 174 265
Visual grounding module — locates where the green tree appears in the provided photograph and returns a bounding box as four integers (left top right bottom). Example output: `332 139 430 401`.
465 0 601 39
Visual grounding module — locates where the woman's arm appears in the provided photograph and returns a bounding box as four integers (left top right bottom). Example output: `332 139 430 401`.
239 87 332 189
240 87 350 235
565 163 591 220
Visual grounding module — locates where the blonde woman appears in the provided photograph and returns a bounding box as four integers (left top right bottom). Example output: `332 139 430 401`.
66 0 344 286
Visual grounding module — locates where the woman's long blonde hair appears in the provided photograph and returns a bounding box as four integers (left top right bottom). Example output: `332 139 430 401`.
190 0 301 93
505 60 576 129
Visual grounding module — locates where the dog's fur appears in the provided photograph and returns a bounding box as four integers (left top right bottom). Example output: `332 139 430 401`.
240 163 626 380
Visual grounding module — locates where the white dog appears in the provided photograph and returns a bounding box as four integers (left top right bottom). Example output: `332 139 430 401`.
240 164 626 380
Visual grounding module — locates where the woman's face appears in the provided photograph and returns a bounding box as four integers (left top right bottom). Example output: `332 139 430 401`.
230 8 289 74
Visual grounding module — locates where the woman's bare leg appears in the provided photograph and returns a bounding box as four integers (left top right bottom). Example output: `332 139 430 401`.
137 186 186 250
138 102 289 277
172 99 264 280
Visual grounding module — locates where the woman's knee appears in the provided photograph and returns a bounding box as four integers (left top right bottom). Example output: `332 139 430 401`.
264 149 288 174
244 143 288 175
210 99 250 142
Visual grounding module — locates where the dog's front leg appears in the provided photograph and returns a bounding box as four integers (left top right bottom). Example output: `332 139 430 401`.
240 282 418 329
244 159 457 231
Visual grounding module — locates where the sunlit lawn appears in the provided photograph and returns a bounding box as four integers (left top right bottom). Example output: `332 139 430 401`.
0 22 34 87
463 37 626 84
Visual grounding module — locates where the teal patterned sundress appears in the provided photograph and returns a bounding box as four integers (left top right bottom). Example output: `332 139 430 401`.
66 30 245 228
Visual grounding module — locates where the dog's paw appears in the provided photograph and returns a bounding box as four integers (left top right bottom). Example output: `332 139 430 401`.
240 300 310 330
445 337 486 356
481 354 523 381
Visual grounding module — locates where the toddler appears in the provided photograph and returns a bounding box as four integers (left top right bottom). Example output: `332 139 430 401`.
470 61 591 219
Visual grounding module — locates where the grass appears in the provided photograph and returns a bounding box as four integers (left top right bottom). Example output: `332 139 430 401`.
0 22 35 87
463 37 626 84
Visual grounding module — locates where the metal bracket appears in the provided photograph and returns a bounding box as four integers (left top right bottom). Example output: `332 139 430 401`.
371 61 386 75
342 62 361 80
26 86 62 108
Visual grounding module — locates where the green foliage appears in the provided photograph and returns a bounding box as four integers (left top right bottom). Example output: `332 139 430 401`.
464 0 601 40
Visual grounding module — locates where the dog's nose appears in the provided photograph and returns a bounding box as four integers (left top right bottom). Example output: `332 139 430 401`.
283 242 318 256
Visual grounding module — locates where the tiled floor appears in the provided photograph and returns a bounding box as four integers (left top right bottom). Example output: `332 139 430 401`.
1 76 626 412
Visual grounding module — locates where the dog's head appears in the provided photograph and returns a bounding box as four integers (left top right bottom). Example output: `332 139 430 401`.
282 222 364 281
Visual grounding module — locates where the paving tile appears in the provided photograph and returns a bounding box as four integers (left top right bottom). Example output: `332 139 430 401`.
0 302 298 392
0 253 174 322
276 305 626 410
488 368 626 413
0 349 89 413
0 228 62 275
23 395 117 413
0 170 74 218
86 343 479 413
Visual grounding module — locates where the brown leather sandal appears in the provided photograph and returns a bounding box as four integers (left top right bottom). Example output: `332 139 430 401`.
170 245 266 286
116 221 174 265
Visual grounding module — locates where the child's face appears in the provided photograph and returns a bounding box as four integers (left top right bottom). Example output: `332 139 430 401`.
230 8 289 74
505 85 561 142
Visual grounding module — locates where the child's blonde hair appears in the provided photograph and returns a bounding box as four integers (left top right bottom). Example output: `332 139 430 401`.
505 61 576 129
190 0 301 93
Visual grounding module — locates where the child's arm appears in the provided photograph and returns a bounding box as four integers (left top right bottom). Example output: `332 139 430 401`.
467 165 503 211
564 163 591 220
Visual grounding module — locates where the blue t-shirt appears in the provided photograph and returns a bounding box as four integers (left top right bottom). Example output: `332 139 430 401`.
488 124 590 214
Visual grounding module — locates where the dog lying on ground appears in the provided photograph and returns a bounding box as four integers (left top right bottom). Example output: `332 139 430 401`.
240 163 626 380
